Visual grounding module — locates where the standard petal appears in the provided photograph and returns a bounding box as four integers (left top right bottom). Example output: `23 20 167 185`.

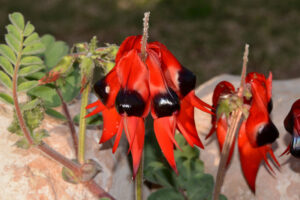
246 80 278 147
115 35 142 64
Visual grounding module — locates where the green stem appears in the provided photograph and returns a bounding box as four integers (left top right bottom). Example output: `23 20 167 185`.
78 84 90 164
55 86 78 157
135 152 144 200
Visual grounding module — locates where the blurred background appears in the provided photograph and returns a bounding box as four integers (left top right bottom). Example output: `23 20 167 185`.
0 0 299 84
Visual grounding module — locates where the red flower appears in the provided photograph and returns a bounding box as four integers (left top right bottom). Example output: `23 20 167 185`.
281 99 300 158
86 35 212 177
207 72 279 192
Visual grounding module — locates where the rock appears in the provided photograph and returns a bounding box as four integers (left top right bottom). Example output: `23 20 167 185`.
195 74 300 200
0 97 134 200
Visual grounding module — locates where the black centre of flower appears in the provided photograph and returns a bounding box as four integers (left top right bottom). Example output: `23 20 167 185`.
115 89 145 116
290 135 300 158
267 99 273 113
178 67 196 97
284 111 294 135
153 88 180 118
94 78 109 105
256 121 279 146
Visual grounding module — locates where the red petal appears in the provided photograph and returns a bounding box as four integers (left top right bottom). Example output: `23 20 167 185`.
238 122 278 192
176 96 204 148
216 114 235 166
186 91 214 114
122 116 145 178
207 81 235 140
85 100 106 118
245 80 269 147
280 144 291 156
154 117 178 173
115 35 142 64
116 49 149 102
99 107 122 143
112 118 124 153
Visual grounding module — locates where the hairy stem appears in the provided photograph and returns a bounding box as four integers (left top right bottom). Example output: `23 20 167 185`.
141 11 150 62
212 110 243 200
78 83 90 164
55 87 78 157
212 44 249 200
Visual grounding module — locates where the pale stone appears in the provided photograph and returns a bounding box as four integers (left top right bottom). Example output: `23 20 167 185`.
0 94 134 200
196 74 300 200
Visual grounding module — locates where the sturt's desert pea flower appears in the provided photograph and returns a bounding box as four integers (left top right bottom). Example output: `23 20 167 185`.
86 35 213 177
207 72 279 192
281 99 300 158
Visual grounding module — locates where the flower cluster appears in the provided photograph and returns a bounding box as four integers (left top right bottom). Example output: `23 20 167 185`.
208 72 279 192
282 99 300 158
86 35 212 177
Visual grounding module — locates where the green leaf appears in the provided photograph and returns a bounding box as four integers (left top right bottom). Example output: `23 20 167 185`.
0 56 14 76
41 34 55 49
45 108 66 120
28 85 61 107
59 71 80 102
0 71 12 89
0 44 17 64
9 12 25 31
99 198 111 200
23 22 35 36
25 71 46 80
5 33 20 53
23 42 45 55
45 41 69 68
6 24 21 41
17 81 38 92
14 138 30 149
23 33 40 46
18 64 44 76
22 98 41 111
148 188 184 200
186 174 214 200
0 92 13 105
21 56 43 66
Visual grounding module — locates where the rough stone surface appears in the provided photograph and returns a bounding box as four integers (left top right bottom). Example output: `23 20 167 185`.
0 74 300 200
0 91 134 200
195 74 300 200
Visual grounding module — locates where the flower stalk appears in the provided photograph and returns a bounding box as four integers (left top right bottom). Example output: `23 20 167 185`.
212 44 249 200
55 86 78 157
134 11 150 200
78 85 90 164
